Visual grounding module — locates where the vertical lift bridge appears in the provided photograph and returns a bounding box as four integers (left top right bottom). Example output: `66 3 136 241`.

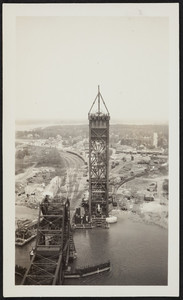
88 86 110 227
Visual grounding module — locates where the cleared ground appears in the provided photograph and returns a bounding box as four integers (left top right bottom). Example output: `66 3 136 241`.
15 142 87 222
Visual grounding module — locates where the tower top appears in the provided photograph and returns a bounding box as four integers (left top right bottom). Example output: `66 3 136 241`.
88 86 110 117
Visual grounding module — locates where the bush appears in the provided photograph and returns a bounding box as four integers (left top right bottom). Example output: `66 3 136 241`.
36 148 63 167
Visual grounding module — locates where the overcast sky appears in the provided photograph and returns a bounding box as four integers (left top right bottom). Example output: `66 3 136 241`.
16 16 169 124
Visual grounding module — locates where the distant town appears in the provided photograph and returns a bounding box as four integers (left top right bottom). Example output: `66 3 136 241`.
16 123 168 154
15 123 168 219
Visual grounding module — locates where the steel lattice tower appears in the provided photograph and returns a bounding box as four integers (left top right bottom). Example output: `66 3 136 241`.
88 86 110 221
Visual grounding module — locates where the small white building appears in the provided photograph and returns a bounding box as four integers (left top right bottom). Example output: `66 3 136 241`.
153 132 158 148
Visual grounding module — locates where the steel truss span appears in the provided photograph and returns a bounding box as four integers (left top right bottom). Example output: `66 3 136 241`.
21 197 76 285
88 86 110 221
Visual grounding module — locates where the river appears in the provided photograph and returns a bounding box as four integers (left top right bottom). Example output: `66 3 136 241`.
16 212 168 285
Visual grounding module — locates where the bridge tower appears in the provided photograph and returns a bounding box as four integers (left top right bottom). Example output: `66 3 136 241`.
88 86 110 224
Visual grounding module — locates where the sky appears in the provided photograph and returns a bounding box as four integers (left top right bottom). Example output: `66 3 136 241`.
16 16 169 124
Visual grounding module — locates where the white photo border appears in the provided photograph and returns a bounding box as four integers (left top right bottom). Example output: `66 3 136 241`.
3 3 179 297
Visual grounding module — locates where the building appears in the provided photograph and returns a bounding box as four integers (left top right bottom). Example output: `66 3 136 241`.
153 132 158 148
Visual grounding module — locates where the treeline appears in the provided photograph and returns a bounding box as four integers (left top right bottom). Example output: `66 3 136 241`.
16 124 168 140
16 148 30 159
16 125 88 139
36 148 64 167
111 124 168 139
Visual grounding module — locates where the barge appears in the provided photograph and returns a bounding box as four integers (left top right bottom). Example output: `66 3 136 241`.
15 218 38 246
64 261 111 279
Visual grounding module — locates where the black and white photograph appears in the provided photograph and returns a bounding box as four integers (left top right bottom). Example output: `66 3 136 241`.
3 3 179 297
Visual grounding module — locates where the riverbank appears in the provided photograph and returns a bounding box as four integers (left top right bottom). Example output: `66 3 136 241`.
110 173 168 229
110 209 168 229
15 200 167 243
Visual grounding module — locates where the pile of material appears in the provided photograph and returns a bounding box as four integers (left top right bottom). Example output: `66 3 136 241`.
106 215 117 224
43 176 63 198
16 219 34 242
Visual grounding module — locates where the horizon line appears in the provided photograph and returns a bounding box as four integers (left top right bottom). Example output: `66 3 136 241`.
15 118 169 125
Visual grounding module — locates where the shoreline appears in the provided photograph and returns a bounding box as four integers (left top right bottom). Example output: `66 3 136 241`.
15 203 168 232
110 209 168 230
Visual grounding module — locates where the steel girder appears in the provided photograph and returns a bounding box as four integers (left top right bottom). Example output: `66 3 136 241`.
21 199 70 285
88 88 110 219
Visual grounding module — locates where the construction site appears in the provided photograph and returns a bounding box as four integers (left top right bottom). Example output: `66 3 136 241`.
15 87 169 285
15 87 112 285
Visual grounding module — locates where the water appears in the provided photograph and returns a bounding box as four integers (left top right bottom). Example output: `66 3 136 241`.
15 214 168 285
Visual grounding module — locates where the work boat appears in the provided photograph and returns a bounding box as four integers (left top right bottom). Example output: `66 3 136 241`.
106 215 117 224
